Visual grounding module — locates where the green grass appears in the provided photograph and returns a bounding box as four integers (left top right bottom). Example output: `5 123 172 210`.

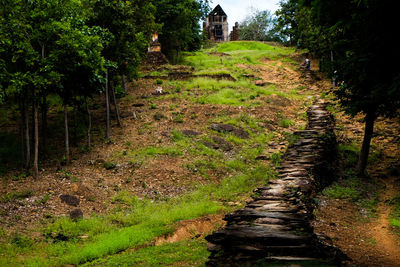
82 240 209 267
0 163 274 266
389 196 400 230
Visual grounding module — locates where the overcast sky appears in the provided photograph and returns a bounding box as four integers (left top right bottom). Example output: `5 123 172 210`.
209 0 281 29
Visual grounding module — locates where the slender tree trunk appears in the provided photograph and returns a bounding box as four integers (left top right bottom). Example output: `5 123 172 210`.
33 100 39 179
110 82 121 127
85 97 92 149
357 112 376 175
24 98 30 170
105 69 110 139
64 104 70 165
121 75 127 94
40 95 47 154
72 101 78 146
19 99 25 168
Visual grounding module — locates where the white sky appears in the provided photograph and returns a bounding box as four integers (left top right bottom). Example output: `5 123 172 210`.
209 0 281 29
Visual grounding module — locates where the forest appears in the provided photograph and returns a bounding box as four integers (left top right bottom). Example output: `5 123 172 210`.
0 0 399 266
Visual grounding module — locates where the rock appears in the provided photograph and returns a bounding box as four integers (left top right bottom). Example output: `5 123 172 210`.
69 208 83 220
132 103 144 107
60 194 80 207
255 155 269 161
210 124 249 139
211 136 233 151
255 80 266 86
181 130 201 137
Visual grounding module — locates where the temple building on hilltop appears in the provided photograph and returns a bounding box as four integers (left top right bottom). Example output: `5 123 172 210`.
203 5 229 42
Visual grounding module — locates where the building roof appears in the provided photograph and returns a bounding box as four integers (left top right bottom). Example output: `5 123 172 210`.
208 4 227 17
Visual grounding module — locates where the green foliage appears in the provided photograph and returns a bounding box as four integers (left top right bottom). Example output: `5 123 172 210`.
153 0 209 61
239 9 280 41
104 162 117 170
111 191 139 206
83 240 210 267
323 182 360 201
389 196 400 230
0 190 33 203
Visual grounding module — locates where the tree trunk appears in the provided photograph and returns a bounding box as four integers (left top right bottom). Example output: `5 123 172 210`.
33 100 39 179
357 112 376 175
110 82 121 127
85 97 92 149
40 95 47 154
105 69 110 139
121 75 127 94
24 98 30 170
64 104 70 165
72 102 78 146
19 99 25 168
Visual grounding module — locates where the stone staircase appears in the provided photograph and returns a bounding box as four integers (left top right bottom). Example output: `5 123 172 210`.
206 99 346 266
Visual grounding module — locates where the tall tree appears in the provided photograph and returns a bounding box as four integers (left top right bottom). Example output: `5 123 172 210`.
87 0 156 138
276 0 400 174
239 9 279 41
152 0 208 62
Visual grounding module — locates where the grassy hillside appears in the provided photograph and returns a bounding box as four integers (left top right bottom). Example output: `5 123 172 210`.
0 41 322 266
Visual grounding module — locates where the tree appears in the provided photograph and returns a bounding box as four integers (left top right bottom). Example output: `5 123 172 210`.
239 9 279 42
276 0 400 174
87 0 156 138
152 0 208 62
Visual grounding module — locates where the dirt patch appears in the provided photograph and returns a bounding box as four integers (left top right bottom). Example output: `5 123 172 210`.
313 107 400 266
155 214 225 245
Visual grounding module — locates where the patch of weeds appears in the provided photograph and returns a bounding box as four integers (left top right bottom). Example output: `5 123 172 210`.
172 113 185 123
149 103 157 109
153 112 166 121
185 160 219 178
1 190 33 203
155 78 163 85
111 191 139 206
365 238 377 245
323 182 361 201
339 144 360 168
11 234 33 249
104 162 117 170
171 130 185 142
83 240 210 267
389 196 400 230
36 193 50 205
279 117 294 128
270 152 282 167
10 173 28 181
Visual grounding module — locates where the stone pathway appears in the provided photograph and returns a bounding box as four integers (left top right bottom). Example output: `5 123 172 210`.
206 99 345 266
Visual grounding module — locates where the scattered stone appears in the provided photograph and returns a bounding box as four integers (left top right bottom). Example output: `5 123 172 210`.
132 103 145 107
60 194 80 207
182 130 201 137
211 136 233 151
69 208 83 220
210 124 249 139
255 80 267 86
255 155 269 161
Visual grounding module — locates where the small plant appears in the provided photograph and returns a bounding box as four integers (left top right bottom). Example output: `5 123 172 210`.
323 183 360 201
172 114 185 123
11 234 33 249
104 162 117 170
36 193 50 205
279 118 294 128
1 190 33 203
270 152 282 166
155 78 163 85
149 103 157 109
111 190 139 206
